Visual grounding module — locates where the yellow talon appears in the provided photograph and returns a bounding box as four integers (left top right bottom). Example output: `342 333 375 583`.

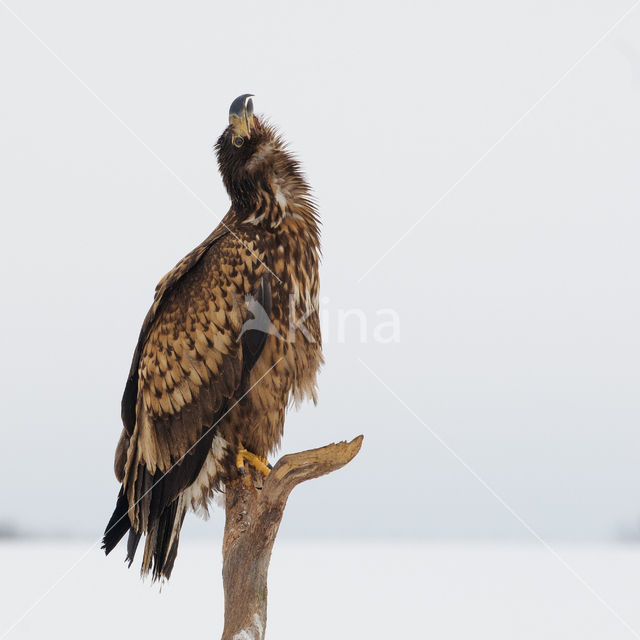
236 446 272 478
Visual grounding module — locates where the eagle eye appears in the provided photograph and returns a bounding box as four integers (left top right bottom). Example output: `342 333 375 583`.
232 136 244 148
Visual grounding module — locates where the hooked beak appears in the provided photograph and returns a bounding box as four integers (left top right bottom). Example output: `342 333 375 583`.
229 94 255 139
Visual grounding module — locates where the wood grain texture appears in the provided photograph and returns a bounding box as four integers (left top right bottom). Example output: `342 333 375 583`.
221 436 364 640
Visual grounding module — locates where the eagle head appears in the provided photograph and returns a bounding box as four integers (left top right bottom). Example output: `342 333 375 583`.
215 94 300 217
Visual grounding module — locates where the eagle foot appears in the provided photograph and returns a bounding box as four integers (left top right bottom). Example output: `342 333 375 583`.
236 446 272 481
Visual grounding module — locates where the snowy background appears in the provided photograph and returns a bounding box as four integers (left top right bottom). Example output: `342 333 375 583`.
3 541 640 639
1 0 640 638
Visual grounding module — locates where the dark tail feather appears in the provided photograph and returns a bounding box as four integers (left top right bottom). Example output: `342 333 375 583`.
102 489 131 555
103 486 187 580
141 497 187 582
126 529 142 566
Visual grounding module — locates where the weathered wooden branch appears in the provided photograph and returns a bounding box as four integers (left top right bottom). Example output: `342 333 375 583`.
220 435 364 640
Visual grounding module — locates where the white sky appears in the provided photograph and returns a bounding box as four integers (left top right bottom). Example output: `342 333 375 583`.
0 0 639 542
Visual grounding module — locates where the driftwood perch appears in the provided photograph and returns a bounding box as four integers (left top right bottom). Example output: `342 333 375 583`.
220 435 364 640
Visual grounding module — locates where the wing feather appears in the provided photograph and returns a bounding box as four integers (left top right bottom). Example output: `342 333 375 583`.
120 229 270 531
120 224 230 436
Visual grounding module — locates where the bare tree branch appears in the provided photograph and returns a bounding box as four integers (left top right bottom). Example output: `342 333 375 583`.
220 435 364 640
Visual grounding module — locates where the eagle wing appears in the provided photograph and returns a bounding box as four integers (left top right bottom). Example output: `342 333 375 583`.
120 225 229 439
117 227 270 533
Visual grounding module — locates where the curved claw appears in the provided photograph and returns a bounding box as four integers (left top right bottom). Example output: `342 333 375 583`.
236 446 272 478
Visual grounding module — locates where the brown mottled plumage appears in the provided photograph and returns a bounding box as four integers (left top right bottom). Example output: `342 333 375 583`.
103 95 322 580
